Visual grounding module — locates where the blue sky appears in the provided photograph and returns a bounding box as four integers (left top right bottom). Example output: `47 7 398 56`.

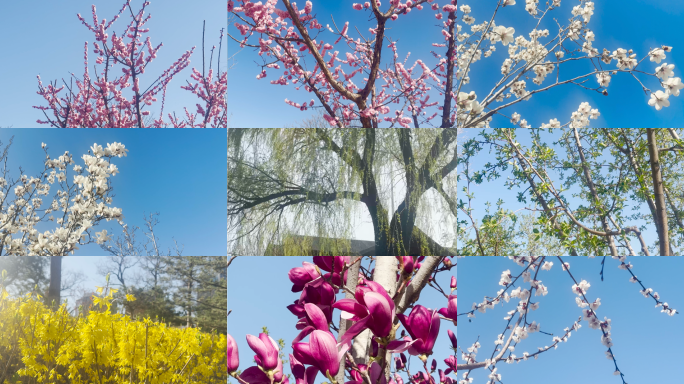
457 128 661 255
457 256 683 383
228 256 455 384
459 0 684 127
228 2 449 128
0 0 225 128
0 128 226 256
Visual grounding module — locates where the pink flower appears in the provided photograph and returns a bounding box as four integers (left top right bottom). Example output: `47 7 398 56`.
288 262 321 292
438 294 456 325
333 280 396 345
240 366 271 384
397 305 440 356
293 303 331 343
444 355 457 371
293 330 349 377
227 333 239 373
246 333 280 371
396 256 414 274
289 353 319 384
353 3 363 10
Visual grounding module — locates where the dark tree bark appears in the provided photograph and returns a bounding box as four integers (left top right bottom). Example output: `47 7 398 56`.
46 256 62 310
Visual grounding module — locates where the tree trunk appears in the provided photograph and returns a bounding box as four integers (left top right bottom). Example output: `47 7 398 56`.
336 256 362 384
373 257 398 383
47 256 62 310
647 129 670 255
187 277 193 328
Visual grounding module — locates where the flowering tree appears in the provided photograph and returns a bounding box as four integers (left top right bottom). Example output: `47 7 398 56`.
0 137 129 308
228 0 456 128
458 128 684 256
33 0 227 128
457 256 679 384
457 0 683 128
227 256 457 384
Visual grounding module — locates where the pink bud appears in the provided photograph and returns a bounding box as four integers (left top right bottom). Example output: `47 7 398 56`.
227 333 239 373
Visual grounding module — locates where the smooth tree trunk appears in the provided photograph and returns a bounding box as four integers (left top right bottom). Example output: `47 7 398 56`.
336 256 362 384
373 257 398 383
47 256 62 310
647 129 670 255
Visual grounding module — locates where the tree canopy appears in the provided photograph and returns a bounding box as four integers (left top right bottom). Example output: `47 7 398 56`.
458 128 684 256
228 128 457 255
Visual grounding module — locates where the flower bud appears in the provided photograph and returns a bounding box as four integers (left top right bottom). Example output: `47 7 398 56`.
431 359 437 371
227 334 240 373
448 329 457 350
395 356 405 370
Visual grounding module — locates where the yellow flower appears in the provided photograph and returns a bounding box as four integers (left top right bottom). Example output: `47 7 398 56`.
125 294 136 302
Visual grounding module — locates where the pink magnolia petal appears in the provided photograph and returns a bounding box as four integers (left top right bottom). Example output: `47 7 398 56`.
364 291 393 337
310 330 341 376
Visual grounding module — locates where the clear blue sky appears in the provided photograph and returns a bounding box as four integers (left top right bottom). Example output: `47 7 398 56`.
460 0 684 127
228 256 455 384
457 128 660 255
0 128 226 256
457 256 683 383
0 0 225 128
228 2 449 128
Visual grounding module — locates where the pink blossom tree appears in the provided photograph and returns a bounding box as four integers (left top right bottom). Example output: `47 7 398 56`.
33 0 227 128
228 0 456 128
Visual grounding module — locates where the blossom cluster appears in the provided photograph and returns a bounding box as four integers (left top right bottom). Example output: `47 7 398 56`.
0 282 227 383
229 0 457 128
0 142 127 256
228 256 457 384
457 255 678 384
456 0 682 128
33 1 227 128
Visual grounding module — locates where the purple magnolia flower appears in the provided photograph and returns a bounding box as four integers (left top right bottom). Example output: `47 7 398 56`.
293 303 331 343
293 330 349 378
438 295 457 326
396 256 414 274
444 355 457 372
240 367 271 384
288 280 337 323
289 353 319 384
369 361 387 384
228 333 239 373
397 305 440 357
447 329 456 350
246 333 280 371
332 280 396 346
313 256 350 274
289 262 321 292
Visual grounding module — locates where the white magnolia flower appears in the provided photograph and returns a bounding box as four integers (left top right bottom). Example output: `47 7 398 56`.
648 91 670 110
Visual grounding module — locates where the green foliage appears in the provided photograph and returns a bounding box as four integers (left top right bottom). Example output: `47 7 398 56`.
458 128 684 255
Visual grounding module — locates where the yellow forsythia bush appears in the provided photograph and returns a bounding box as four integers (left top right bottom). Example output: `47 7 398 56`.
0 285 226 384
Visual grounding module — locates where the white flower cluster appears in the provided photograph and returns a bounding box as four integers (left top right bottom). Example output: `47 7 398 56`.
0 142 127 256
457 0 681 128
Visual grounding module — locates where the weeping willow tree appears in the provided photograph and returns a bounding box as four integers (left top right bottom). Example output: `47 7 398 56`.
458 128 684 256
227 128 457 256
